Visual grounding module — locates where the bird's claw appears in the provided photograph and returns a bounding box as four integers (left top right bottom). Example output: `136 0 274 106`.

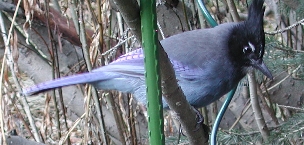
192 107 204 131
178 107 204 136
178 107 210 142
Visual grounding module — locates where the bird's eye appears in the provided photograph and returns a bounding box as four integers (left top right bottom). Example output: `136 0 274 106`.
243 47 252 54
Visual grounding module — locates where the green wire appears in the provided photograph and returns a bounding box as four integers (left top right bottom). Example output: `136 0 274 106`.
197 0 237 144
210 86 237 145
140 0 165 144
197 0 217 27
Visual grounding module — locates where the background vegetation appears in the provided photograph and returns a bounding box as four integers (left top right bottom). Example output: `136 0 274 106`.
0 0 303 144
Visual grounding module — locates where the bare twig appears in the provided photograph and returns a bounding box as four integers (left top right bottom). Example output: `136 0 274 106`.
278 105 304 112
229 100 251 131
227 0 241 22
69 0 80 35
83 85 92 143
0 1 23 15
78 0 108 144
266 18 304 35
264 65 301 92
101 35 134 57
274 46 304 53
104 92 126 145
0 0 42 143
59 113 85 144
44 0 63 140
256 85 279 125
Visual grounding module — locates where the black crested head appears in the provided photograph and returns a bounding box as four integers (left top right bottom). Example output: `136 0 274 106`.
228 0 272 79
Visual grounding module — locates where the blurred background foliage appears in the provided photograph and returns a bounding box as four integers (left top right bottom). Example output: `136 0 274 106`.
0 0 303 144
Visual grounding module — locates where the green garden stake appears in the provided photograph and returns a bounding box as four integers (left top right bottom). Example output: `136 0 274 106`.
140 0 165 144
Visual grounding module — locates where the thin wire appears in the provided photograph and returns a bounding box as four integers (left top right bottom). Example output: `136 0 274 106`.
210 86 237 145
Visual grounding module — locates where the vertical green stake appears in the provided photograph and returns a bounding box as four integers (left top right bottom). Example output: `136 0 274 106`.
140 0 165 145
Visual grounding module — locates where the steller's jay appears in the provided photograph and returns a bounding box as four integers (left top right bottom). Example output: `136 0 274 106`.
23 0 272 108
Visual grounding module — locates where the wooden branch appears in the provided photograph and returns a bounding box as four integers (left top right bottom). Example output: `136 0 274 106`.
20 3 94 46
248 71 270 141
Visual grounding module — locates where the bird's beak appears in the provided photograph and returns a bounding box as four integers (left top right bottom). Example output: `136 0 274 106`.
251 59 273 80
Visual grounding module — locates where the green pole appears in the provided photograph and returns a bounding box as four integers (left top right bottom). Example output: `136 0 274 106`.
140 0 165 144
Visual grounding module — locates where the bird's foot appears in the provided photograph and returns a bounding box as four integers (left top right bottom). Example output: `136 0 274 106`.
178 107 210 140
192 106 204 131
178 107 204 136
192 107 210 142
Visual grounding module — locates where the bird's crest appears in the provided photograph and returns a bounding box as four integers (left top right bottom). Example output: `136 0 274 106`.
247 0 265 25
227 0 267 70
245 0 266 47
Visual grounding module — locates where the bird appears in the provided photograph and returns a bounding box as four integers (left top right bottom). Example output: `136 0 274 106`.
23 0 271 108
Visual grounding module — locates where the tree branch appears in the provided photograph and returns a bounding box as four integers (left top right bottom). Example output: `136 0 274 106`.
248 71 270 141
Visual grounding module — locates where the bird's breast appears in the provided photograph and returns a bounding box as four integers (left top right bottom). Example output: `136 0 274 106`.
177 63 244 108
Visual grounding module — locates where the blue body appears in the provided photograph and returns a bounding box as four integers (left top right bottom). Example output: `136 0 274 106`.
24 23 248 108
